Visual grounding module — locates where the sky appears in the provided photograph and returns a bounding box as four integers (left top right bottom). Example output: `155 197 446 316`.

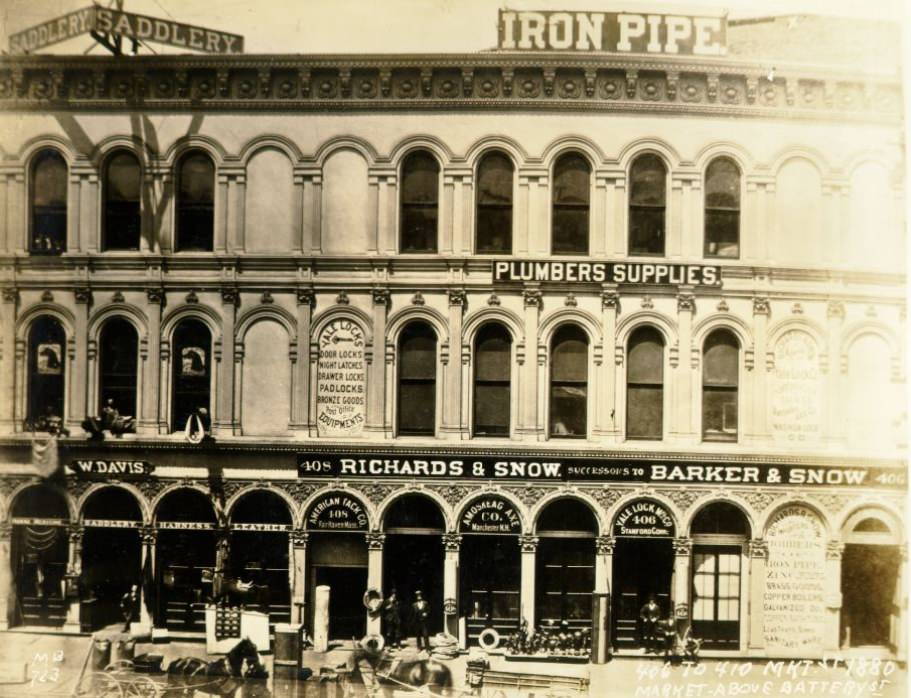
0 0 905 55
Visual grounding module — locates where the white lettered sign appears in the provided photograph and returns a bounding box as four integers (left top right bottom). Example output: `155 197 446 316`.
317 319 367 437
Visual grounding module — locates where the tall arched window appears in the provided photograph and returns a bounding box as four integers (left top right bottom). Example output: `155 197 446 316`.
473 323 511 436
702 329 739 441
30 149 67 255
397 322 437 435
626 326 664 440
103 151 141 251
176 151 215 251
552 152 590 255
705 157 741 258
400 150 439 253
476 151 514 254
27 316 66 428
550 325 588 438
98 318 139 418
629 154 667 255
171 319 211 431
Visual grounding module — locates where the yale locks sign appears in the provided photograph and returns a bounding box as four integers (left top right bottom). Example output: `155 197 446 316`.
498 9 726 55
613 500 675 537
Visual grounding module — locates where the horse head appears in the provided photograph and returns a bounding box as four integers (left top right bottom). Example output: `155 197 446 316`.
226 637 261 676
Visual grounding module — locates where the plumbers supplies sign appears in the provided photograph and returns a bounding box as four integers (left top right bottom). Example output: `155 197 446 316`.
763 506 827 653
492 261 722 286
8 6 243 54
297 455 906 489
306 494 369 531
459 497 522 534
499 10 726 55
613 500 675 537
317 319 367 437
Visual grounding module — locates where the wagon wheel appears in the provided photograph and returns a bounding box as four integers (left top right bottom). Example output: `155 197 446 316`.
91 671 126 698
105 659 136 672
125 675 160 698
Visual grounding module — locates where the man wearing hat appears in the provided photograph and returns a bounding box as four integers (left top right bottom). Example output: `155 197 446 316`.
411 590 431 652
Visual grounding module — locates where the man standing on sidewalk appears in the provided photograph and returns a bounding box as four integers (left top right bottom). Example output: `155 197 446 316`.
411 590 431 652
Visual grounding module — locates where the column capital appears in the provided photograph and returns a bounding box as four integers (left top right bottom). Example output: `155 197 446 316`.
67 524 84 545
442 532 462 552
749 538 768 559
519 535 539 553
0 522 12 541
677 292 696 314
448 289 467 308
752 296 770 316
523 289 542 309
145 287 164 306
596 536 616 555
290 530 309 547
826 540 845 560
140 526 157 546
297 288 315 307
827 300 846 319
1 288 18 304
371 287 390 306
672 537 692 556
221 287 239 307
366 532 386 550
74 288 93 305
601 289 620 311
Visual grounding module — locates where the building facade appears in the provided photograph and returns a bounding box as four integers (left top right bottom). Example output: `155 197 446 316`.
0 14 906 660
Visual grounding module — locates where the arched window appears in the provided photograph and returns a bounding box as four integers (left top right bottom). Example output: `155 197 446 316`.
626 326 664 440
98 318 139 418
400 150 439 253
30 149 67 255
397 322 437 435
476 151 513 254
171 319 211 431
552 152 590 255
550 325 588 438
629 154 666 255
176 151 215 251
473 323 511 436
103 151 141 251
27 316 66 428
702 329 739 441
705 157 741 258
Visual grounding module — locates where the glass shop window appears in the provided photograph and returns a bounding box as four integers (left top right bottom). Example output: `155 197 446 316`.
702 329 739 441
549 325 588 438
551 152 590 255
103 151 142 251
176 151 215 251
629 154 667 256
705 157 741 258
400 150 439 253
476 151 513 254
30 149 67 255
397 322 437 436
626 326 664 440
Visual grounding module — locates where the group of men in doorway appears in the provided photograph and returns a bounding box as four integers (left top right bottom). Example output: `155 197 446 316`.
382 589 432 651
640 595 700 663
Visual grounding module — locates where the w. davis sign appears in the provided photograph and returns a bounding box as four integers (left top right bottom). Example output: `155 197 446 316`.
66 459 153 477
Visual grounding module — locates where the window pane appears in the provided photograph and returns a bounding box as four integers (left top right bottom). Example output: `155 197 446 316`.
705 158 740 208
628 328 664 383
627 385 663 439
401 151 439 203
552 330 588 382
631 155 666 205
99 319 138 417
400 332 436 379
104 152 141 250
474 383 510 435
704 332 739 386
106 152 141 200
476 205 512 253
398 382 435 434
31 151 68 255
177 152 214 252
28 317 66 425
549 389 586 436
477 152 513 205
171 320 211 430
553 153 590 204
552 207 589 255
475 330 511 381
629 206 665 255
398 323 437 435
401 206 438 252
703 387 738 438
705 210 739 258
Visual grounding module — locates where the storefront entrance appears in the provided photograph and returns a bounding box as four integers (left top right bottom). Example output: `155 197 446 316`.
305 492 371 641
229 490 292 626
840 511 902 649
383 495 445 636
81 487 143 631
535 498 597 631
611 499 676 649
155 489 216 632
458 496 522 645
10 485 70 628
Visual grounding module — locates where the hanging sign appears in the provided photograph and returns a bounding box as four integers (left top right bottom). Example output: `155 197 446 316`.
493 261 721 286
612 500 675 537
316 319 367 437
459 497 522 534
66 460 153 477
83 519 142 528
498 10 726 55
306 494 369 531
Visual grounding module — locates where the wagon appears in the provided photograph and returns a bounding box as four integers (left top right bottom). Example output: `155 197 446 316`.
78 659 235 698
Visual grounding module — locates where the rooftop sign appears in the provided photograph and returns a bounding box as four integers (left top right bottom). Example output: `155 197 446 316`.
8 6 243 55
498 10 726 55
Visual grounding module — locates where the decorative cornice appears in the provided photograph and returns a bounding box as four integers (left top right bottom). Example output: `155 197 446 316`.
0 55 898 124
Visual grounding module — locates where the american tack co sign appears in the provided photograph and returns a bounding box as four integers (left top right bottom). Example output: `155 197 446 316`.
499 9 726 55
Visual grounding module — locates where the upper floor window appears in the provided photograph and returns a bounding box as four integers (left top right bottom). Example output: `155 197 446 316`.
705 157 741 258
397 321 437 435
400 150 439 253
473 323 512 437
98 318 139 419
30 149 67 255
476 151 514 254
549 325 588 438
103 151 141 251
629 154 666 256
552 152 590 255
27 316 66 430
702 329 739 441
171 319 211 432
626 326 664 440
176 151 215 252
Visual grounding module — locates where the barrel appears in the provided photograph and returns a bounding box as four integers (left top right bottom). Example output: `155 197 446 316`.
273 623 302 679
113 638 136 663
91 637 111 670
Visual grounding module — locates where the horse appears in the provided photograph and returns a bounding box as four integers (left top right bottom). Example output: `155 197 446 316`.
164 637 266 697
347 644 452 697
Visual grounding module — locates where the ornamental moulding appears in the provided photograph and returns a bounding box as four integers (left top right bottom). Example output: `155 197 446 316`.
0 56 899 124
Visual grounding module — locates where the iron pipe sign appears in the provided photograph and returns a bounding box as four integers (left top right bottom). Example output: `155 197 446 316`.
498 9 726 55
492 261 721 286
